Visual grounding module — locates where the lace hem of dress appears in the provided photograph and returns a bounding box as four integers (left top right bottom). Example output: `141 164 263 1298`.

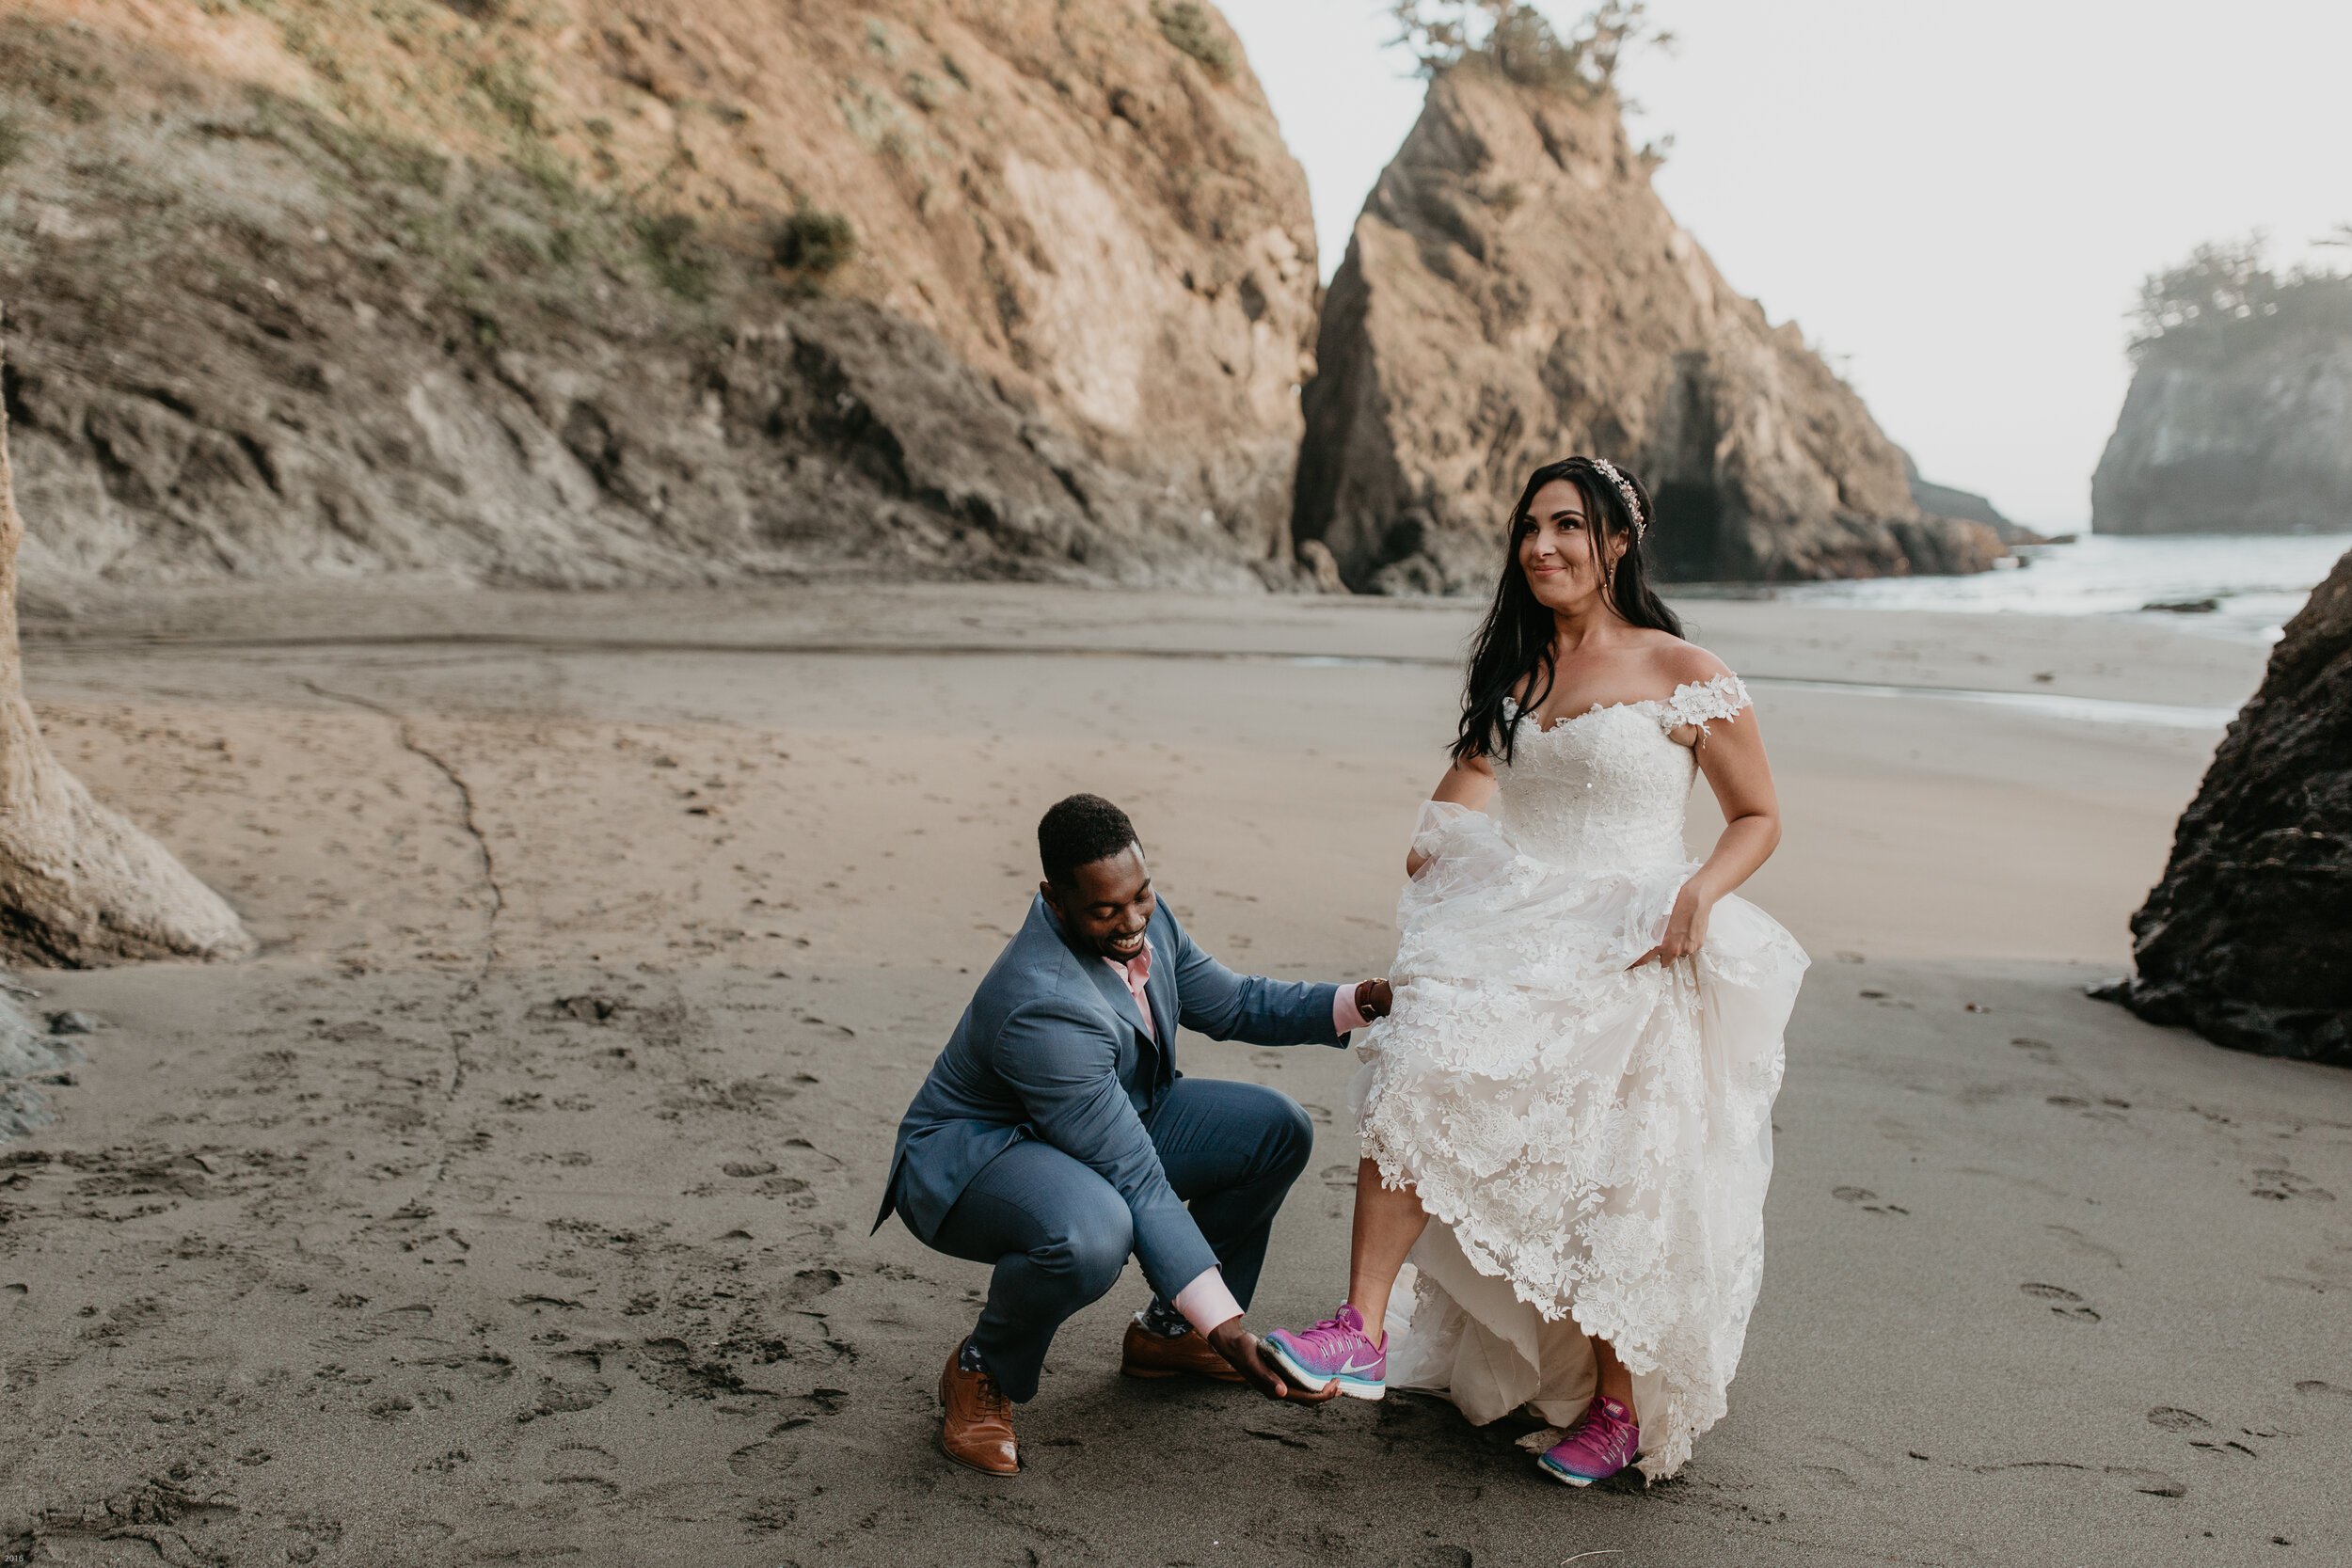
1358 990 1786 1481
1359 1127 1742 1481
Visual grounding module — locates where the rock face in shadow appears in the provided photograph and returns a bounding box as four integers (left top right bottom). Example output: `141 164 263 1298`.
2101 547 2352 1064
1292 66 2002 592
0 2 1317 594
2092 325 2352 535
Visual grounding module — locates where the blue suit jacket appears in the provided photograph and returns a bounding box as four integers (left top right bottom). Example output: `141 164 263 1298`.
875 893 1343 1296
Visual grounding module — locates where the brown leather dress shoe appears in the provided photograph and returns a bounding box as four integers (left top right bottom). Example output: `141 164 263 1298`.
1120 1318 1244 1383
938 1344 1019 1476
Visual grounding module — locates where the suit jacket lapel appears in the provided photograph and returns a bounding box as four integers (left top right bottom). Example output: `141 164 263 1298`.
1047 894 1148 1045
1084 952 1152 1044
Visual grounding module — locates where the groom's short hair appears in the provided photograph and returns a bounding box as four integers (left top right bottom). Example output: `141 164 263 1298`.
1039 794 1139 888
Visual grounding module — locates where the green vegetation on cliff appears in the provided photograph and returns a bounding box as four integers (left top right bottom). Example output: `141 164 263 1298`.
2131 235 2352 367
1386 0 1669 100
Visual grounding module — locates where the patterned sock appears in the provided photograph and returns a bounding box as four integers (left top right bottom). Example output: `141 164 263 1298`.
959 1335 987 1375
1138 1297 1192 1338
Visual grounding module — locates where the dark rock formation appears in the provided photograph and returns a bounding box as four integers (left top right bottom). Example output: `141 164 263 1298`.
1291 65 2003 592
2092 277 2352 535
2098 547 2352 1064
1 1 1319 594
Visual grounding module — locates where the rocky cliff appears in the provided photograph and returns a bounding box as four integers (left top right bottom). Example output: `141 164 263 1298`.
2098 546 2352 1065
1292 65 2002 591
2092 320 2352 535
0 1 1318 594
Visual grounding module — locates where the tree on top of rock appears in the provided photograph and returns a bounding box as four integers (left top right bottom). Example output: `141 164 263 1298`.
0 324 253 967
2129 233 2352 367
1387 1 1673 100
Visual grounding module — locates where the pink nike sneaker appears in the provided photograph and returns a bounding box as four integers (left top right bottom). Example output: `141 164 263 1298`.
1264 1304 1386 1400
1537 1394 1640 1486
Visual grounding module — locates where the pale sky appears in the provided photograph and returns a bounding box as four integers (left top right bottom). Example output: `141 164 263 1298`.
1230 1 2352 531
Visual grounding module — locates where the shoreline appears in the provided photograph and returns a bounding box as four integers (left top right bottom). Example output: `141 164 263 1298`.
19 628 2251 728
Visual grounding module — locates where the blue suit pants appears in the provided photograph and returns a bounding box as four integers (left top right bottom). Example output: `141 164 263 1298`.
925 1076 1314 1402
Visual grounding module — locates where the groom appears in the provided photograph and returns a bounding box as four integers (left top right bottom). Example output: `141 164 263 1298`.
875 793 1391 1475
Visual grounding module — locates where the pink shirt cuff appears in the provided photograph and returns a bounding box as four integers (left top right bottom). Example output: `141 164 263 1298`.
1174 1267 1245 1335
1332 980 1369 1036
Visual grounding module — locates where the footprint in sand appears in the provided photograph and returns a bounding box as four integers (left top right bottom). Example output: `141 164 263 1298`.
2021 1282 2101 1322
522 1377 612 1420
2249 1168 2336 1203
2042 1223 2126 1271
2106 1467 2187 1497
2188 1437 2262 1459
1971 1460 2185 1497
2147 1407 2211 1432
1833 1185 1909 1215
1799 1463 1862 1491
743 1497 802 1533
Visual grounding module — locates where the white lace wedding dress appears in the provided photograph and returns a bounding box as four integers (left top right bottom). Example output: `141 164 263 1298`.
1353 674 1806 1481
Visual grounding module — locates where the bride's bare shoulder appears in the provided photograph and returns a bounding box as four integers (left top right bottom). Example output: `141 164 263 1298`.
1636 634 1734 689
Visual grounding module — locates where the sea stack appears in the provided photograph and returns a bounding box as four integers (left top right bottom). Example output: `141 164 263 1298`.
1292 63 2003 591
2092 267 2352 534
0 1 1317 592
2100 546 2352 1064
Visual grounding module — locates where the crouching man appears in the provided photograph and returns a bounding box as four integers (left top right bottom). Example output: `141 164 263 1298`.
874 794 1391 1474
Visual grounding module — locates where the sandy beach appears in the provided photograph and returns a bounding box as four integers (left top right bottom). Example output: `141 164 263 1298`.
2 582 2345 1566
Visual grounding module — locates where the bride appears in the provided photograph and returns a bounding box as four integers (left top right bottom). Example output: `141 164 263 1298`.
1268 456 1806 1485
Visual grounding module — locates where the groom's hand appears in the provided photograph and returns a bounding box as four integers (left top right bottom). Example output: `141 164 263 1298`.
1206 1317 1337 1403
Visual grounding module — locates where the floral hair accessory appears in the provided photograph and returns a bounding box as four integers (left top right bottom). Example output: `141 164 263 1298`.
1588 458 1645 539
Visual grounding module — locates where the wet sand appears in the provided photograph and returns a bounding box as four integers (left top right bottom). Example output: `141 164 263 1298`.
2 583 2344 1566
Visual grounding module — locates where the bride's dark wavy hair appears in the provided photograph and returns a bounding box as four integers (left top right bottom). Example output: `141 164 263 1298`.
1452 457 1683 766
